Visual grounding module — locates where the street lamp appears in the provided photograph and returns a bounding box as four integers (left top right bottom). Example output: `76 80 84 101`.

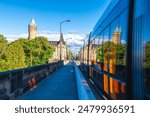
59 20 71 61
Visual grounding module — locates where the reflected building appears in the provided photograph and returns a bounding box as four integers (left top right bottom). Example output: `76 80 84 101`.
80 0 150 100
110 27 123 98
83 45 88 64
112 27 122 45
90 44 98 65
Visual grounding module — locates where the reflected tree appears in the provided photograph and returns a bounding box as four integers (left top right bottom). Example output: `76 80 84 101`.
96 41 126 65
145 41 150 69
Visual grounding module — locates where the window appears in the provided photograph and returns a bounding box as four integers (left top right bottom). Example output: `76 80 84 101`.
108 9 128 99
96 35 103 70
143 0 150 99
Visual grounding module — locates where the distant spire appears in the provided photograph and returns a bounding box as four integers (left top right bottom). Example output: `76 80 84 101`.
115 27 119 32
59 33 65 44
115 26 122 33
29 17 36 26
119 26 122 32
28 17 37 39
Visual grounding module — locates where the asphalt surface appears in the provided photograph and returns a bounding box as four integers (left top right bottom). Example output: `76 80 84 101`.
18 62 78 100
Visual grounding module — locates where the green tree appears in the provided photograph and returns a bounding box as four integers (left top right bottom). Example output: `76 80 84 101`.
96 42 126 65
13 36 55 67
30 36 55 66
69 51 73 59
96 45 103 62
5 42 25 70
0 34 8 60
116 44 126 65
0 34 7 44
0 35 55 72
34 36 55 64
0 34 8 72
145 41 150 68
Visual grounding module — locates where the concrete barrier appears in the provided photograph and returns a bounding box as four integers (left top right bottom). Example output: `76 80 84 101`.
64 60 69 65
74 63 96 100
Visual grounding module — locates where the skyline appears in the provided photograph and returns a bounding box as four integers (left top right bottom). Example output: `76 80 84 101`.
0 0 111 54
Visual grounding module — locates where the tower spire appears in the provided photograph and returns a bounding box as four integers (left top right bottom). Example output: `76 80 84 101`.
29 17 36 26
28 17 37 39
112 26 122 45
59 33 65 44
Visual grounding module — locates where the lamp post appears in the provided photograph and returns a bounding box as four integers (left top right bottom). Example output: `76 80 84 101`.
60 20 70 61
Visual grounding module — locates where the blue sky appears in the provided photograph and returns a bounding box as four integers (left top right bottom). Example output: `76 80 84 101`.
0 0 111 54
0 0 111 35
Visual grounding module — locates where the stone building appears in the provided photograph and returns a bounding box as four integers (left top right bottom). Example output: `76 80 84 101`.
112 27 122 45
48 34 67 61
27 17 67 61
28 17 37 39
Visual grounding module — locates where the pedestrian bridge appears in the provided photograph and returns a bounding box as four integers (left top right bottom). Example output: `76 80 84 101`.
0 61 95 100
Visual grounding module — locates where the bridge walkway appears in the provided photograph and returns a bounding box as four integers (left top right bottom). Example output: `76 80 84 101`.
18 62 78 100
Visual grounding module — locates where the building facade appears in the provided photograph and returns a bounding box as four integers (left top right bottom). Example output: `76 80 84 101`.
49 34 67 61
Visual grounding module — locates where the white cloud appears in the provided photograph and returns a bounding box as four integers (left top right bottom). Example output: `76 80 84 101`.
5 30 88 55
68 29 80 34
38 31 88 55
6 34 28 42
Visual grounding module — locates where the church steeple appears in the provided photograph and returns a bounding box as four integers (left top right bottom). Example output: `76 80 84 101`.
59 33 65 44
28 17 37 39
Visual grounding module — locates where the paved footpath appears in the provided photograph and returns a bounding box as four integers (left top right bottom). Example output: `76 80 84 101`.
18 62 78 100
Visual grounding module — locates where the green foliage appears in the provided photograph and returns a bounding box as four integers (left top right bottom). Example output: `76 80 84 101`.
0 34 55 72
116 44 126 65
0 34 8 60
5 42 26 70
13 36 55 67
0 35 8 72
0 60 8 72
96 41 126 65
103 42 117 59
145 42 150 68
69 51 73 59
0 34 8 44
96 45 103 62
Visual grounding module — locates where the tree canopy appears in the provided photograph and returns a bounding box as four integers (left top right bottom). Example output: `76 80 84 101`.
145 41 150 68
96 41 126 65
68 51 73 59
0 34 8 60
0 35 8 72
5 42 25 70
0 35 55 72
13 36 55 67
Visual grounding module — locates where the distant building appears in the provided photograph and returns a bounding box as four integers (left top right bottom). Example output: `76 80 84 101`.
27 17 67 60
82 44 98 65
28 17 37 39
90 44 98 63
49 34 67 61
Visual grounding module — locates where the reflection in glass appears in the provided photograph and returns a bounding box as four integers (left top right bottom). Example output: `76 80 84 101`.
103 28 110 94
95 9 128 99
144 42 150 96
144 0 150 99
96 35 104 70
